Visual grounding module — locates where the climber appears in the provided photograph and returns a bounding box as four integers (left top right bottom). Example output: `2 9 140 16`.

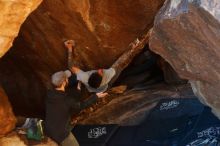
65 40 116 93
44 70 107 146
65 39 142 93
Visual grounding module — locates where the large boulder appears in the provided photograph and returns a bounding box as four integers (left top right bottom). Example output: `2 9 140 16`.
149 0 220 117
0 0 164 116
0 87 16 137
0 0 42 58
78 84 193 125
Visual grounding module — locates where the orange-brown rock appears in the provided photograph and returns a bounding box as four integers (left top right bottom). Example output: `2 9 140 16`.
0 0 42 58
0 87 16 137
0 133 26 146
149 0 220 117
0 0 164 116
0 132 58 146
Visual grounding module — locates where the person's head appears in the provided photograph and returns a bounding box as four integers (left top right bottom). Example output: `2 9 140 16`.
51 70 71 89
88 70 103 89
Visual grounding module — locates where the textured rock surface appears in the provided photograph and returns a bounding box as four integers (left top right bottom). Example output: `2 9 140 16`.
0 132 58 146
150 0 220 117
157 57 187 84
0 133 26 146
0 0 164 116
78 84 194 125
0 87 16 137
0 0 42 58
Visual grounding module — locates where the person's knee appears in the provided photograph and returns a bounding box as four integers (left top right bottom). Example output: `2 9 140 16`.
61 133 79 146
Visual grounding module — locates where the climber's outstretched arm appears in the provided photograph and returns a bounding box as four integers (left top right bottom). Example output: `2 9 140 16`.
64 40 81 73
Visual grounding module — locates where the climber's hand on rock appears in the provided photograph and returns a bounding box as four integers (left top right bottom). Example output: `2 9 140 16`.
96 92 109 98
64 40 76 51
130 38 140 48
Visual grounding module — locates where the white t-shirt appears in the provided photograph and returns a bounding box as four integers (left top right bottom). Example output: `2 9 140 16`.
76 68 116 93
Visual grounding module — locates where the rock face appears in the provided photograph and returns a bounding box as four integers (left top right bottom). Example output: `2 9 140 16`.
0 133 26 146
0 87 16 137
0 132 58 146
0 0 164 116
157 57 187 84
79 84 193 125
0 0 42 58
150 0 220 117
